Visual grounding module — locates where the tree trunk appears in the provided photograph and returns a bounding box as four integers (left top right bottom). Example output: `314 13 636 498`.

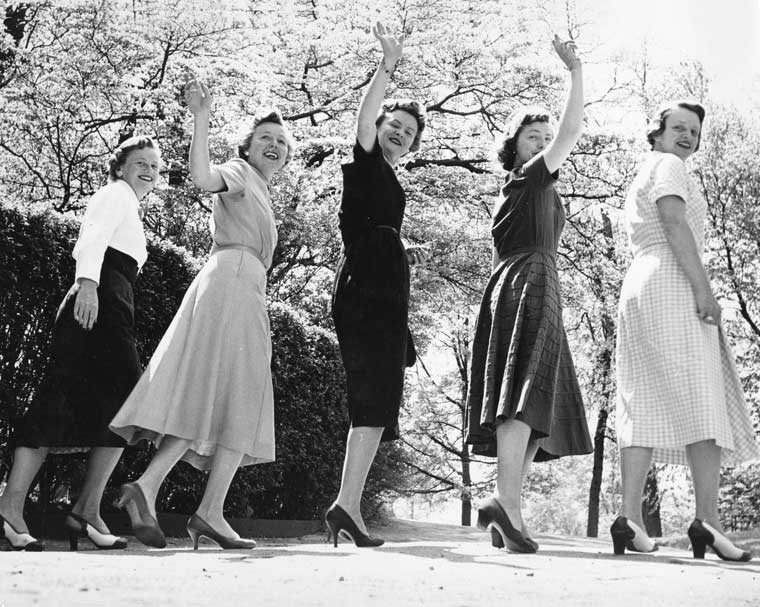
460 443 472 526
641 466 662 537
586 406 608 537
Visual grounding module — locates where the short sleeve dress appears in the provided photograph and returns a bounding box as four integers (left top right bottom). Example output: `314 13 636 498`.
111 158 277 469
16 180 147 452
465 155 593 460
331 139 415 442
616 151 759 465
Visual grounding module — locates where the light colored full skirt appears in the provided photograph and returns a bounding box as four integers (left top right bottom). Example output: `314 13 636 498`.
616 245 759 466
110 249 274 470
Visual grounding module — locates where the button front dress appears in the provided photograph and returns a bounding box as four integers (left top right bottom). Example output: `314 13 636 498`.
111 159 277 469
466 155 592 460
616 151 759 465
331 139 414 442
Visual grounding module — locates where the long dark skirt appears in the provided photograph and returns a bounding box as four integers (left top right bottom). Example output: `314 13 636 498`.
15 247 141 451
331 227 413 442
465 251 592 460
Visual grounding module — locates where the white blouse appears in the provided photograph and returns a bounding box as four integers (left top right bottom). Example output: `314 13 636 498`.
72 180 148 283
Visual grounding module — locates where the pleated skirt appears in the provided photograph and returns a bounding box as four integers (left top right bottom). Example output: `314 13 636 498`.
16 247 140 452
110 249 274 470
465 250 593 460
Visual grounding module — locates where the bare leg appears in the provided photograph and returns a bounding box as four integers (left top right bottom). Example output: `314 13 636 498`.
71 447 123 533
685 439 747 559
333 426 383 534
194 446 244 538
0 447 49 533
132 435 191 517
685 439 721 528
620 446 653 529
495 418 532 531
519 441 539 537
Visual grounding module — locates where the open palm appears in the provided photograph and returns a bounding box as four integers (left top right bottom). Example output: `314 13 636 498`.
373 21 404 65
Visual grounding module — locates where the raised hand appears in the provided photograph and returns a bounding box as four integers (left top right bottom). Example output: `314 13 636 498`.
552 34 581 71
372 21 404 69
184 75 212 115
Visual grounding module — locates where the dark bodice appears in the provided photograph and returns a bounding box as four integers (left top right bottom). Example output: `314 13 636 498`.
491 155 565 259
338 139 405 249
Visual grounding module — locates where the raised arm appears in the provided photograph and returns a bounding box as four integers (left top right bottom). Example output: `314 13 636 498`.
542 35 584 174
657 196 721 324
185 77 225 192
356 21 405 153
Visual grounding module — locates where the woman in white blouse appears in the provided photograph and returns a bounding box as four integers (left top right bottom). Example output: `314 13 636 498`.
0 135 161 552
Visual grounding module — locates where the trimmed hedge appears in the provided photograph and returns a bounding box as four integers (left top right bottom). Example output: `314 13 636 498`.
0 202 350 520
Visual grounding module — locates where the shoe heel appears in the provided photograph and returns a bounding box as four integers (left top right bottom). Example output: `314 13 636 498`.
476 507 490 531
187 528 200 550
326 521 338 548
611 530 628 555
491 528 505 548
68 530 79 552
691 537 706 559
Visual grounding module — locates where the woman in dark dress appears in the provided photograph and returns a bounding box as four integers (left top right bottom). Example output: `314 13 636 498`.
465 36 592 553
326 21 426 547
0 136 160 551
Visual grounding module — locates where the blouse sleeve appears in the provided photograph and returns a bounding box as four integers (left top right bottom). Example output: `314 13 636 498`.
650 153 691 204
518 154 559 189
72 182 129 284
215 158 250 195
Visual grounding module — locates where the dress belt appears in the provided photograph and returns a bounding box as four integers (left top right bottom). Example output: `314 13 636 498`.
500 245 555 258
633 242 670 256
210 243 265 266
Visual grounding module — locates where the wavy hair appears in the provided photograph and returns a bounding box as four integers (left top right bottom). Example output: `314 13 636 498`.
107 135 160 181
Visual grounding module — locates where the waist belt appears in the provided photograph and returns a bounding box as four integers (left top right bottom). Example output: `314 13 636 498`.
499 245 555 259
210 243 265 266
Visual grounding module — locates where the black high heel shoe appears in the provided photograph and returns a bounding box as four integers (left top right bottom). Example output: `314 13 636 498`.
325 504 384 548
477 497 536 554
186 513 256 550
116 482 166 548
610 516 658 555
490 527 539 551
65 512 127 551
0 515 45 551
687 519 751 562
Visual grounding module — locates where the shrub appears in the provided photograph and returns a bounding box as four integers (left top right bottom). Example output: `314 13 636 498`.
0 202 354 520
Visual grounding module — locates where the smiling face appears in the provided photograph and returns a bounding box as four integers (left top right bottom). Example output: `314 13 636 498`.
514 121 554 168
117 147 161 200
245 122 290 180
652 107 702 161
377 109 419 164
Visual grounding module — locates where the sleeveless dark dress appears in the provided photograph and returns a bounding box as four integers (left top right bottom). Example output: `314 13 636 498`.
465 155 592 460
16 248 141 450
331 139 415 442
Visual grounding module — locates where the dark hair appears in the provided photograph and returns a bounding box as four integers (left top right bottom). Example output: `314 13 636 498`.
646 100 706 152
108 135 160 181
496 107 556 171
375 99 427 152
238 109 296 164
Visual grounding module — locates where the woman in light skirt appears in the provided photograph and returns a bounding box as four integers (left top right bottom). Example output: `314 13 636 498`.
110 78 294 549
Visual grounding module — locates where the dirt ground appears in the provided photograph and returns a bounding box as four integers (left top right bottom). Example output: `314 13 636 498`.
1 519 758 607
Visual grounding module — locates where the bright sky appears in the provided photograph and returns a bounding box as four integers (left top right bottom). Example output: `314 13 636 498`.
585 0 760 103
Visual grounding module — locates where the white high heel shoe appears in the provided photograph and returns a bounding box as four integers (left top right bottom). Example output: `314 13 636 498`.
610 516 657 554
1 516 45 551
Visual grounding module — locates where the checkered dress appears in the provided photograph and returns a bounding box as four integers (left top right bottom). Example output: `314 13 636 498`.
616 151 759 465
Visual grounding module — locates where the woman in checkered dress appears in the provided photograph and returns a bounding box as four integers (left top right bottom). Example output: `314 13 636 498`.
612 101 759 561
